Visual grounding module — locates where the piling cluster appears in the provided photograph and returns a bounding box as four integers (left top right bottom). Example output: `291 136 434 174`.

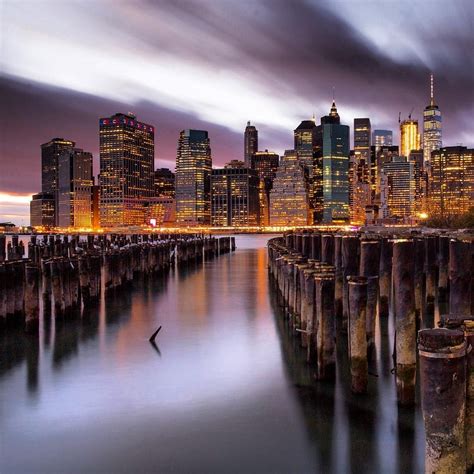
268 229 473 473
0 234 235 334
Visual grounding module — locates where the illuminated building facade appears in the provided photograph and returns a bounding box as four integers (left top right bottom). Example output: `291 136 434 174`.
99 113 154 227
58 148 93 228
146 197 176 226
400 119 420 158
381 156 416 219
251 150 280 226
294 118 319 224
211 165 260 227
244 121 258 167
176 129 212 226
429 146 474 217
269 150 309 226
30 192 55 228
154 168 175 198
423 74 442 168
41 137 75 225
91 184 100 229
315 101 350 223
373 130 393 152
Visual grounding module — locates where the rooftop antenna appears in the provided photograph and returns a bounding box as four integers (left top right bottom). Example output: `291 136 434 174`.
332 86 335 102
398 112 401 124
430 72 434 106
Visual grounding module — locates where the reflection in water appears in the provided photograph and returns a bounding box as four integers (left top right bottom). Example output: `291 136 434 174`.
0 236 423 473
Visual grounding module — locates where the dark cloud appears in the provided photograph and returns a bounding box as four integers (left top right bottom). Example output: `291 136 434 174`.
1 0 473 200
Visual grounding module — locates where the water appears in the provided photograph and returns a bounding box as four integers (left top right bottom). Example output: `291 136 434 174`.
0 235 424 473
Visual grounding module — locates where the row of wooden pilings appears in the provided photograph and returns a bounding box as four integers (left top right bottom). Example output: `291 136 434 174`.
267 230 473 474
0 234 235 334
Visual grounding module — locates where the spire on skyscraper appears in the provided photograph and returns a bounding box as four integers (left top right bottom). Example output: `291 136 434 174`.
430 73 435 107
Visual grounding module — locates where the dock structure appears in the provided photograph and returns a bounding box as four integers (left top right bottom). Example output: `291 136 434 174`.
0 234 234 333
268 229 474 473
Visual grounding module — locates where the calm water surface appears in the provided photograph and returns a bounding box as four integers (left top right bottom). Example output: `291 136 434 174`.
0 235 424 473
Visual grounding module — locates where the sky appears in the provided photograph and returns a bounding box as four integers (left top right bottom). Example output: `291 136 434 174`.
1 0 473 224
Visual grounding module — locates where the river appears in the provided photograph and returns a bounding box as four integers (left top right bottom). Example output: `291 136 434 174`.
0 235 424 473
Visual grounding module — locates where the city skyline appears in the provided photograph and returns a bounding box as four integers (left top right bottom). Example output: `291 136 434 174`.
1 0 473 224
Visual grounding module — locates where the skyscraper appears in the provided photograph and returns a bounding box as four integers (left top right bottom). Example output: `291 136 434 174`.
381 156 416 219
429 146 474 218
294 118 318 224
58 148 93 228
372 130 393 152
423 73 442 168
211 164 260 227
354 118 371 164
315 101 350 223
400 118 420 158
251 150 280 226
41 137 75 225
269 150 309 226
176 129 212 226
244 121 258 167
30 192 55 228
99 113 154 227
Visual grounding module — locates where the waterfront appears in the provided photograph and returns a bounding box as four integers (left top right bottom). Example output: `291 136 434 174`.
0 235 424 473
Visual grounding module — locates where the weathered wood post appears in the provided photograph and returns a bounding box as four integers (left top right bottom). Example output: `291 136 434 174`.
334 234 343 319
449 238 472 316
438 235 450 303
24 264 40 333
5 262 15 320
78 255 91 307
301 267 317 350
0 235 6 263
342 235 360 331
321 234 334 265
392 239 416 406
379 236 392 318
424 236 437 317
311 233 321 261
14 261 25 319
301 234 310 258
360 239 380 353
315 271 336 380
348 276 368 394
418 328 467 474
414 237 425 328
50 259 63 318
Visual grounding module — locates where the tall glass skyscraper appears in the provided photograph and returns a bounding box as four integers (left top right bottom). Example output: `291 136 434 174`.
423 74 442 168
400 119 420 158
99 113 154 227
315 101 350 223
244 121 258 167
58 148 93 228
41 137 76 225
372 130 393 152
176 129 212 226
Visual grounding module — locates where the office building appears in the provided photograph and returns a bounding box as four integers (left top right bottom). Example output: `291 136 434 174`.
372 130 393 152
41 137 75 225
99 113 154 227
244 121 258 167
381 156 416 219
400 118 420 158
58 148 93 228
30 192 55 228
269 150 309 226
146 197 176 226
176 129 212 226
211 165 260 227
423 73 442 168
251 150 279 226
429 146 474 217
315 101 350 223
154 168 175 198
91 184 100 229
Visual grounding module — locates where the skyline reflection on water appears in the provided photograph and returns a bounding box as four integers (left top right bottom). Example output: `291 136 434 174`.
0 235 423 473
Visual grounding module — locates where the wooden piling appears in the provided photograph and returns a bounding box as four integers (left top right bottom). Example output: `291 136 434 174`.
392 239 416 406
418 328 467 474
378 237 392 318
342 236 360 331
348 276 368 394
449 238 472 316
24 264 40 333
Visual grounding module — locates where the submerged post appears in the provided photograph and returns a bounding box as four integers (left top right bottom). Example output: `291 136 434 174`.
418 328 467 474
348 276 368 394
392 239 416 406
449 238 472 316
